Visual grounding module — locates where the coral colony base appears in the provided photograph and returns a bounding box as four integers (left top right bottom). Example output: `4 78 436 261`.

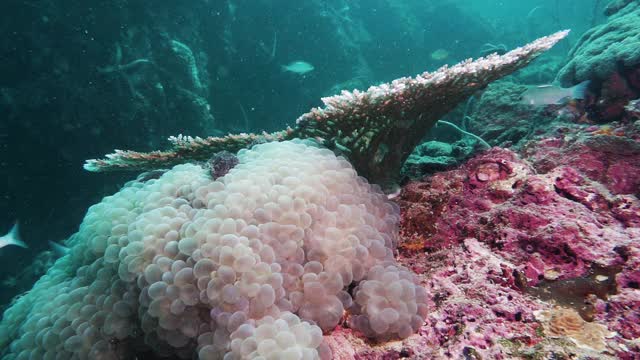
0 32 571 359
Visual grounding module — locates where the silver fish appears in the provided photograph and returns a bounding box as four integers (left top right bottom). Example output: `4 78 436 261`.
0 222 28 249
282 61 315 75
520 80 590 106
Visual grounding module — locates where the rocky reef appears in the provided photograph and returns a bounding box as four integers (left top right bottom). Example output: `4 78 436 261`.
323 116 640 359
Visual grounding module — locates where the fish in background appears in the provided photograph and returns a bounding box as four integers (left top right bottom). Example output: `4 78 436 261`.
430 48 450 61
281 61 315 75
520 80 591 106
0 222 28 249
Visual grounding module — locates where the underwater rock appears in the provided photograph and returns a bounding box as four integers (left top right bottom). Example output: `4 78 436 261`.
326 234 632 359
399 142 640 280
534 307 613 352
524 129 640 196
384 125 640 358
326 238 550 359
595 243 640 341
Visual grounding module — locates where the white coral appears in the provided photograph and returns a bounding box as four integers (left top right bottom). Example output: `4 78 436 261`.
0 140 427 359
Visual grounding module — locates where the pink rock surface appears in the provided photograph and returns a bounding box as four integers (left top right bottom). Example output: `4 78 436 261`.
326 126 640 358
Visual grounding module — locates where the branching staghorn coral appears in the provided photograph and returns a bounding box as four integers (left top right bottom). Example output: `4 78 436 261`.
85 30 569 187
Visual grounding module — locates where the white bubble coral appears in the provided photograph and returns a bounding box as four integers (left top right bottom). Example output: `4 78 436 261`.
0 140 427 359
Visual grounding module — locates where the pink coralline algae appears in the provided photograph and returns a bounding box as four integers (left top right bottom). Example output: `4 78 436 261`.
596 244 640 342
326 126 640 358
407 142 640 286
523 131 640 196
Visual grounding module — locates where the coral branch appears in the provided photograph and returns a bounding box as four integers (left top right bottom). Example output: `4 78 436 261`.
83 130 292 172
85 31 569 186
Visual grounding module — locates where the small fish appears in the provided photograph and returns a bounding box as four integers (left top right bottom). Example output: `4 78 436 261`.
520 80 590 106
430 48 449 61
281 61 315 75
386 184 402 200
49 241 71 257
0 222 28 249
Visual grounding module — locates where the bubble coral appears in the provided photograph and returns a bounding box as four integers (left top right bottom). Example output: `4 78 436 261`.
0 140 427 359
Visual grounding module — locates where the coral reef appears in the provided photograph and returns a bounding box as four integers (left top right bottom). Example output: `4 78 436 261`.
9 1 640 359
85 31 569 188
401 140 476 180
0 141 428 359
323 122 640 358
591 67 640 122
604 0 636 16
511 55 564 84
558 1 640 86
0 250 58 314
556 0 640 122
457 80 589 150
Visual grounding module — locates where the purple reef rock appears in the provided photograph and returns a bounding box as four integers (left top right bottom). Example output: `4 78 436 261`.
326 124 640 359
